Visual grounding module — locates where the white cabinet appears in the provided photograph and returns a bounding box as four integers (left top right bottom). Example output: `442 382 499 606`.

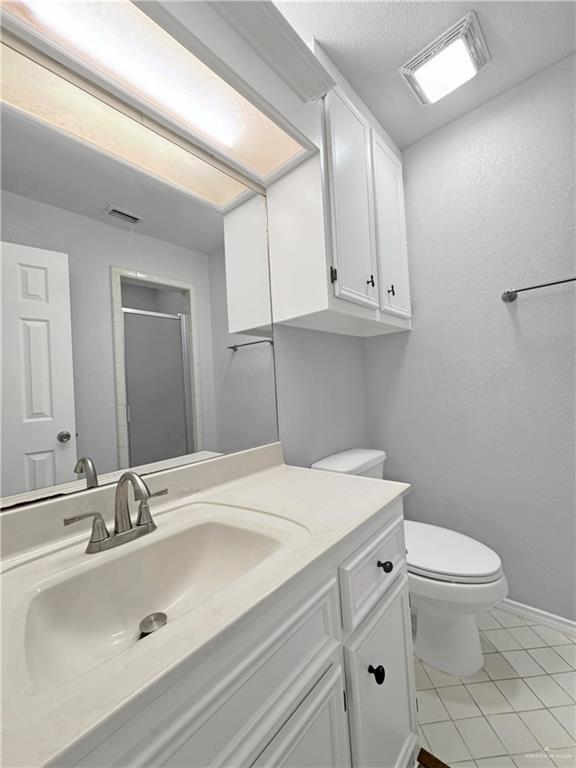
64 505 417 768
325 89 378 310
345 575 418 768
223 194 272 335
372 133 411 318
265 47 412 338
252 665 351 768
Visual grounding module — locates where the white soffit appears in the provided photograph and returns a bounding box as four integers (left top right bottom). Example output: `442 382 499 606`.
212 1 336 103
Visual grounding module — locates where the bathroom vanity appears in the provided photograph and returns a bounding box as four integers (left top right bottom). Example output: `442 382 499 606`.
0 445 418 768
0 4 418 766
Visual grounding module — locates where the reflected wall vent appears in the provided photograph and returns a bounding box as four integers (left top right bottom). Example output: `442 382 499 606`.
104 205 142 225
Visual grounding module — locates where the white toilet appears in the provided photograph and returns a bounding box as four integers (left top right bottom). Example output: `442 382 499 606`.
311 449 508 676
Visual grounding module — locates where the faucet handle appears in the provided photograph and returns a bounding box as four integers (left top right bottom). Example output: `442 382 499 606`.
63 511 110 550
136 488 167 528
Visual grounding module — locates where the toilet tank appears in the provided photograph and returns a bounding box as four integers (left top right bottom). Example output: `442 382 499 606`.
310 449 387 478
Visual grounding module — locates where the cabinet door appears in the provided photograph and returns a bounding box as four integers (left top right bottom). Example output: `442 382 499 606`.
223 194 272 334
325 89 379 309
252 665 351 768
345 575 418 768
372 133 411 318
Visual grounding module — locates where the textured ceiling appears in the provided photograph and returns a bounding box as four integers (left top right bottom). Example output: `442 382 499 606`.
276 1 576 148
1 110 225 255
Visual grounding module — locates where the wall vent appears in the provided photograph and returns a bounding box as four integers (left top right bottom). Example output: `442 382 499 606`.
104 205 142 225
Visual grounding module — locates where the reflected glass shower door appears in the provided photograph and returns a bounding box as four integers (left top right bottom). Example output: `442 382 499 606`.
123 308 193 466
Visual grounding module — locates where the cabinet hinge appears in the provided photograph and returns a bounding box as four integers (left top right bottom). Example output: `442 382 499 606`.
330 266 338 283
343 690 347 712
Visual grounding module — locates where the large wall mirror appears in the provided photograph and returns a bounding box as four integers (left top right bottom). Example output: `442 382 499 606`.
0 9 302 506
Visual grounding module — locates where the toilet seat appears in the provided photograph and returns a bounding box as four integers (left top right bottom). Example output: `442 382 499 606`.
405 520 503 585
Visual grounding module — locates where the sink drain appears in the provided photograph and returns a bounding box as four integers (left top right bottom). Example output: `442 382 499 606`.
139 611 167 639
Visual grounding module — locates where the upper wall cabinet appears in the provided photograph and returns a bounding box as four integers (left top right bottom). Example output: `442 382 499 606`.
265 49 412 337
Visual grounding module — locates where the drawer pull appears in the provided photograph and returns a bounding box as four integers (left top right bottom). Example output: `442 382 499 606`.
377 560 394 574
368 664 386 685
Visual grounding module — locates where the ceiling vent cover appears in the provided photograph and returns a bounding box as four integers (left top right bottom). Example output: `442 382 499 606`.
401 13 490 106
104 205 142 225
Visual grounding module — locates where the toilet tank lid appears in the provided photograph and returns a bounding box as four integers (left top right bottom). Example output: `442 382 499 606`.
311 449 387 475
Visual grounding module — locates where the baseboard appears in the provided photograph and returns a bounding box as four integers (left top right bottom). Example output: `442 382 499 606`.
500 598 576 636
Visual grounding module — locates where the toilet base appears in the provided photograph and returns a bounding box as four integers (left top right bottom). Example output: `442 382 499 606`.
414 609 483 676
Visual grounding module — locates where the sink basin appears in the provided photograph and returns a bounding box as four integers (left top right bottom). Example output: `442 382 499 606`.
23 504 304 691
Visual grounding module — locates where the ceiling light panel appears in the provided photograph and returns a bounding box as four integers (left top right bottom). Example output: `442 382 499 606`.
1 44 249 209
2 0 306 179
401 13 490 106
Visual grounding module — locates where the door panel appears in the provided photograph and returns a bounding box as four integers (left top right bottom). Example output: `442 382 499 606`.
252 665 351 768
123 311 190 467
325 90 379 309
345 575 417 768
1 242 77 496
372 134 411 317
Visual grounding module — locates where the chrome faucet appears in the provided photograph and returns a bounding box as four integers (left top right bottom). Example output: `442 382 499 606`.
63 471 167 554
74 456 98 489
114 471 152 534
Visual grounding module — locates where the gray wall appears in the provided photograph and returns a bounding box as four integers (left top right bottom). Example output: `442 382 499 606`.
2 191 218 473
364 56 575 619
274 56 575 619
274 325 369 468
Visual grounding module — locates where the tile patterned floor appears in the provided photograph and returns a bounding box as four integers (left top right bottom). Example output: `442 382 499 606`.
415 606 576 768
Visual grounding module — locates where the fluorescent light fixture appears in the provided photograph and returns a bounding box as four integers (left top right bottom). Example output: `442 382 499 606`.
1 44 249 209
401 13 490 106
1 0 305 178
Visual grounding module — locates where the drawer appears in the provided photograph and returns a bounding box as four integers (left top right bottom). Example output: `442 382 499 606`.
74 578 340 768
339 506 405 632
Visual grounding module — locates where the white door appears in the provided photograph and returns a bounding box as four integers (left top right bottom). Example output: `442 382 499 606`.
372 133 411 318
1 242 77 497
325 89 379 309
252 665 351 768
344 575 418 768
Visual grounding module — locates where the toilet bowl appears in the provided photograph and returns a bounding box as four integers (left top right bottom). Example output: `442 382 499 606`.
310 449 508 676
405 520 508 675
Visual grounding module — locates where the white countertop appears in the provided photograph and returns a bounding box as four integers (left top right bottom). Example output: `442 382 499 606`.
1 445 409 767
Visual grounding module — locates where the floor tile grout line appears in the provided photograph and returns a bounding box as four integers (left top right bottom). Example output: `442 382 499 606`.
416 608 576 765
463 676 549 714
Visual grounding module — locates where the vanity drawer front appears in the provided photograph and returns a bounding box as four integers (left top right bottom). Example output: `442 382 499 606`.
73 579 340 768
339 505 404 632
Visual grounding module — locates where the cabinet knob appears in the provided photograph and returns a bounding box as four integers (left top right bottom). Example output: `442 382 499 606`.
368 664 386 685
387 284 395 296
377 560 394 573
367 274 375 287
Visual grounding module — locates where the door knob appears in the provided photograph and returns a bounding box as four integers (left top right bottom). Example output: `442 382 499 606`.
377 560 394 573
368 664 386 685
57 431 72 443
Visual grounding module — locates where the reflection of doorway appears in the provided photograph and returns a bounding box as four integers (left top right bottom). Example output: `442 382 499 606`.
123 308 192 467
111 267 202 469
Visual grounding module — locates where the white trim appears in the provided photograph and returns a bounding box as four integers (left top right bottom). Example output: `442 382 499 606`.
499 598 576 636
110 267 204 469
211 1 336 104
